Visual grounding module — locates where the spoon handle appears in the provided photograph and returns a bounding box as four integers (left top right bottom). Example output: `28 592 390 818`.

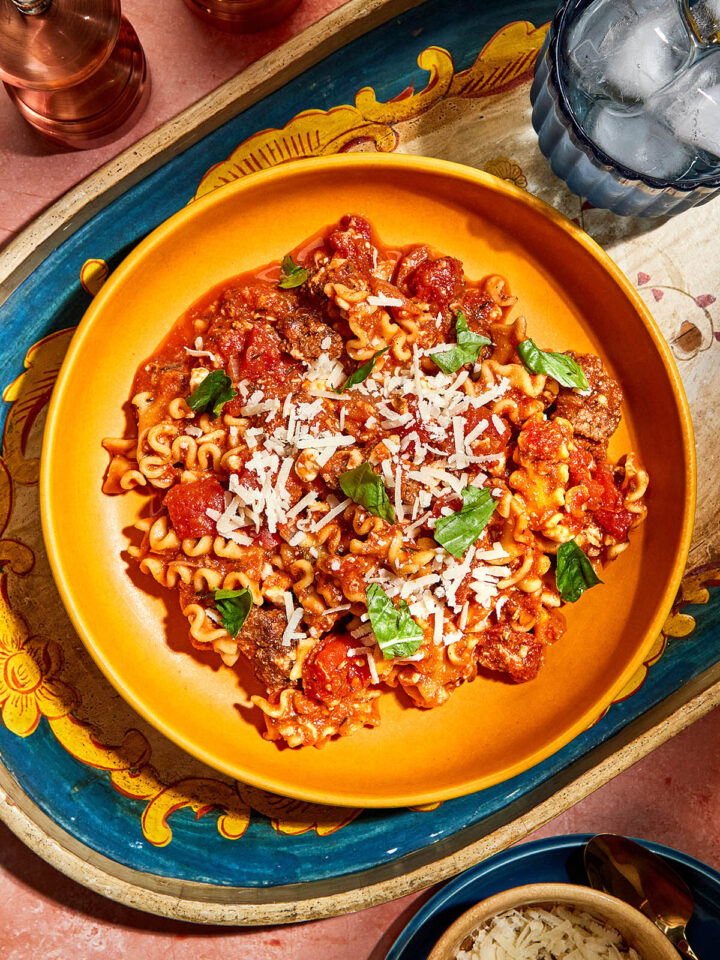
676 939 701 960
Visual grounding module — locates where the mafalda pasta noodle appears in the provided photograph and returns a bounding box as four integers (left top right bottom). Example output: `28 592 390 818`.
103 215 648 748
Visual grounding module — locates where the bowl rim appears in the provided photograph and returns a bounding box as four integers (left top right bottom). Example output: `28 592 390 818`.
426 881 681 960
40 152 697 806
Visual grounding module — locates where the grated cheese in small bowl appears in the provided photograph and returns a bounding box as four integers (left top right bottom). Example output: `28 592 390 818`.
454 905 643 960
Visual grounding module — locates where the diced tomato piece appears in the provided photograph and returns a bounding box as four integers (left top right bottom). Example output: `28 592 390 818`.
236 325 299 382
431 491 463 519
588 462 633 540
164 478 225 539
567 445 594 486
464 406 489 435
303 634 371 705
215 326 247 361
592 462 621 509
393 245 431 290
518 418 568 460
456 288 498 335
396 396 451 457
595 507 634 541
463 406 508 455
255 528 281 551
220 396 245 417
338 214 372 240
328 221 375 274
409 256 464 306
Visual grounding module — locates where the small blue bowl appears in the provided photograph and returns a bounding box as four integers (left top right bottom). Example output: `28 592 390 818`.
530 0 720 217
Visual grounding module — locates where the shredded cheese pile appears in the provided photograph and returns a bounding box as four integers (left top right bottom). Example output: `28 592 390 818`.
454 906 643 960
190 335 516 657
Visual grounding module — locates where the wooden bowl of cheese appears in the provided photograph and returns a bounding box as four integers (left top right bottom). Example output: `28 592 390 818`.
427 882 679 960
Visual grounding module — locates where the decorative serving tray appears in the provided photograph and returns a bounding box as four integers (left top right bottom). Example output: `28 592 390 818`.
0 0 718 925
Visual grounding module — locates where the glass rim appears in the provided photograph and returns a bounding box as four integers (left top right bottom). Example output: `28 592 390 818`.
549 0 720 193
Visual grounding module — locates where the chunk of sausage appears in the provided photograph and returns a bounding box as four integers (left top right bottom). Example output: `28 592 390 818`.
237 607 297 691
555 353 622 443
279 312 343 361
476 627 545 682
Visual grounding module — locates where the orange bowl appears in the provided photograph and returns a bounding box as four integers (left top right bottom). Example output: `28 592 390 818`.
41 154 695 807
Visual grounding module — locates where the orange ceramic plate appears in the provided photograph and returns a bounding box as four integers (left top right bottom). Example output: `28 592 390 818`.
41 155 695 808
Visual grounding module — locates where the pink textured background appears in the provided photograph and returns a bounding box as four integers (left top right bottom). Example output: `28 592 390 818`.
1 2 719 957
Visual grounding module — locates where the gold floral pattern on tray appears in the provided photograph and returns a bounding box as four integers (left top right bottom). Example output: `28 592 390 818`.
0 593 77 737
194 21 548 198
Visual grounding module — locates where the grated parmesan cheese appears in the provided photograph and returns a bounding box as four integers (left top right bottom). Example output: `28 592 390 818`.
348 646 380 684
367 293 404 308
311 497 351 532
282 608 304 647
454 904 642 960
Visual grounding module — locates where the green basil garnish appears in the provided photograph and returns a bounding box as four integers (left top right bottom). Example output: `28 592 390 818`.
339 462 395 524
366 583 424 660
277 254 309 289
214 587 253 637
187 369 237 418
335 346 389 394
555 540 602 602
430 309 491 374
516 339 589 390
434 486 497 558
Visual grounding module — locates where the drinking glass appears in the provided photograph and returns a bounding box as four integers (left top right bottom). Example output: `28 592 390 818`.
530 0 720 216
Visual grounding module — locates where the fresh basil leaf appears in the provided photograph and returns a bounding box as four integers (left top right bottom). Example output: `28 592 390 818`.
278 254 309 289
555 540 602 603
335 346 389 394
434 485 497 558
187 369 237 418
214 587 253 637
366 583 424 660
516 338 589 390
339 462 395 523
430 309 491 374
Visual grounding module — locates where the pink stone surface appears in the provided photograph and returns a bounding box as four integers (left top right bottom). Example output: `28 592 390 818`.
0 0 342 248
1 709 719 959
2 2 719 956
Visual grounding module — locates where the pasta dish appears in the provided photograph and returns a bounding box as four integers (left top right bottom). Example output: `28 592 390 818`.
102 214 648 748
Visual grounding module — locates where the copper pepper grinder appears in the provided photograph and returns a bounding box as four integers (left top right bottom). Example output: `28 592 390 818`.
0 0 149 148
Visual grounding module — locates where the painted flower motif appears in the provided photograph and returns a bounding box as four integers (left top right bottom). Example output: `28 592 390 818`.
482 157 528 189
0 624 77 737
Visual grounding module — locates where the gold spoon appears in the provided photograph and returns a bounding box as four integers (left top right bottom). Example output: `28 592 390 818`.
584 834 700 959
